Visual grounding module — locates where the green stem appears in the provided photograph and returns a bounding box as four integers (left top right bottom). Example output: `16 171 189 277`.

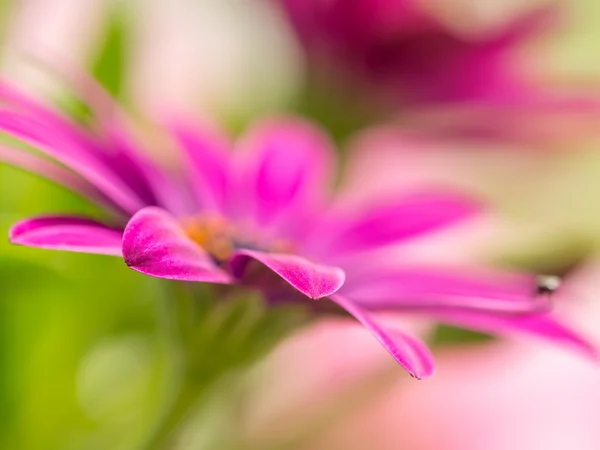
140 284 212 450
141 378 207 450
140 283 306 449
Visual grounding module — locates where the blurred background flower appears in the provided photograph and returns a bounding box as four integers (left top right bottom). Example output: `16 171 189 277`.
274 0 600 146
241 263 600 450
1 0 600 449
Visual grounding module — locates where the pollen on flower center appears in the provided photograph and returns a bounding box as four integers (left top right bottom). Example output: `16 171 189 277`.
182 214 236 261
181 213 296 262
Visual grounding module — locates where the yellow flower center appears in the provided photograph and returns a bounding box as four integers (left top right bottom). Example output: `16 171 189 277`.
182 214 236 261
182 214 296 262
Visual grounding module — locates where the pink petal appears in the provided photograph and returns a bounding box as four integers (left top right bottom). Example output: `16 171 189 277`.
0 82 170 214
0 107 147 214
122 207 232 283
330 294 435 379
9 215 123 255
0 145 127 216
432 310 598 359
105 123 197 216
232 118 335 238
230 249 345 299
168 119 231 212
343 266 548 314
14 65 193 215
307 191 480 258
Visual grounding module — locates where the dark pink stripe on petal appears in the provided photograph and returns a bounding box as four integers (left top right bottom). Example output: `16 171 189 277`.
330 294 435 379
122 207 231 283
433 311 598 360
9 216 123 255
230 249 345 299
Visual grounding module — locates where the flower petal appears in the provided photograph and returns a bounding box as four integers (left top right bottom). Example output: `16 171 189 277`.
342 266 548 314
233 118 335 237
230 249 345 299
168 119 231 212
308 191 480 258
6 69 193 215
0 145 128 216
330 294 435 379
104 123 197 216
432 310 598 359
0 108 147 214
9 216 123 255
122 207 231 283
0 82 155 214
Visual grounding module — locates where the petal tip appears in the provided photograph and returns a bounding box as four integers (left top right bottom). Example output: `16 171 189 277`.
122 207 232 284
230 250 345 300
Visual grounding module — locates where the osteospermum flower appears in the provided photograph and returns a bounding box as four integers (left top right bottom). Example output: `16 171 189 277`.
0 80 595 379
275 0 600 144
276 0 555 105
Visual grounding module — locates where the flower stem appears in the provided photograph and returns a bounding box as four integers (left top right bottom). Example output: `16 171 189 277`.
140 377 207 450
139 283 307 449
140 284 212 450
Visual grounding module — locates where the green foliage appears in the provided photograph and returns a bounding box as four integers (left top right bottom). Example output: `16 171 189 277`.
431 324 494 347
92 9 127 98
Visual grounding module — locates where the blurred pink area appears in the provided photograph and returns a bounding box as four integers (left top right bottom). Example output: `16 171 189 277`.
275 0 556 103
244 263 600 450
274 0 600 146
334 126 553 266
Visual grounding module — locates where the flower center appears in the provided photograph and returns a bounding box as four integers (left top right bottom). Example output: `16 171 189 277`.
182 214 297 262
182 214 236 262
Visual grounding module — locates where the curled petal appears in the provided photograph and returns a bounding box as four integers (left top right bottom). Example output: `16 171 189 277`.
230 249 345 299
122 207 231 283
330 294 435 379
9 216 123 255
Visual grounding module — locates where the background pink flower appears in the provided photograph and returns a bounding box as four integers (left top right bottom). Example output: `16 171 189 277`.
243 263 600 450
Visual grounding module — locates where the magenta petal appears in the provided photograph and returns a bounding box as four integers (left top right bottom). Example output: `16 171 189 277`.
233 118 335 234
9 216 123 255
0 109 147 214
122 207 231 283
330 294 435 379
433 311 598 359
343 267 547 314
310 191 480 257
0 146 128 216
230 249 345 299
169 119 231 212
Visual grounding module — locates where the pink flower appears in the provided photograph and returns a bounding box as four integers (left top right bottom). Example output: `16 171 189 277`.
1 78 594 379
255 267 600 450
275 0 600 144
276 0 555 105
